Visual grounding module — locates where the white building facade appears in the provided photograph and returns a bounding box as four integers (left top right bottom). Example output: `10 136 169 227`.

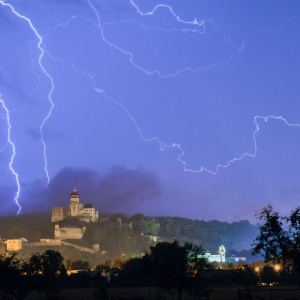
203 245 226 263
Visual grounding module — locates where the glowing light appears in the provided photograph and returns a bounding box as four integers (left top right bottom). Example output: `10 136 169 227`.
0 0 55 185
0 95 21 214
274 264 281 272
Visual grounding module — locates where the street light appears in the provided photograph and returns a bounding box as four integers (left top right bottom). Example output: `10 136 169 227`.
274 264 281 272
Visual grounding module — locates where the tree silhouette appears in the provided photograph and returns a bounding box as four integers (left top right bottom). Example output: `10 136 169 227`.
149 241 209 300
70 260 90 271
23 250 66 299
260 265 278 284
0 254 33 300
253 205 300 273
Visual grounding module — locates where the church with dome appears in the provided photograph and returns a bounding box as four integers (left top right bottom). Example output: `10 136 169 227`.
52 189 99 223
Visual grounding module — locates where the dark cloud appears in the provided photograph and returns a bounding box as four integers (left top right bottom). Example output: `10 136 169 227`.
14 166 163 215
0 185 19 215
26 128 64 141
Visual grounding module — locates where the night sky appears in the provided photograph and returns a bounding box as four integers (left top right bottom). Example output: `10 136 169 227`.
1 0 300 222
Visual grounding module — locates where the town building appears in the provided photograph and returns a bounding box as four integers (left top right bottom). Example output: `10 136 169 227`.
227 255 247 263
5 239 23 251
203 245 226 263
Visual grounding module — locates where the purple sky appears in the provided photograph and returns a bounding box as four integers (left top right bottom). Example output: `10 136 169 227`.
1 0 300 222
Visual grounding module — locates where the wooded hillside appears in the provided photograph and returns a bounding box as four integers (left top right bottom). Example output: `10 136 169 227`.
0 213 259 261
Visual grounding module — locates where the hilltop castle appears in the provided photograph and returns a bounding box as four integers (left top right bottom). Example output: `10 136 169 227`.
52 189 99 223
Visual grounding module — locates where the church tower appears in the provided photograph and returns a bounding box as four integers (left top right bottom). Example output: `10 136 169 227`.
69 188 80 216
219 245 226 262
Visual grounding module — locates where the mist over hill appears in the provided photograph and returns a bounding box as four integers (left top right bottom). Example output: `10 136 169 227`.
0 212 259 262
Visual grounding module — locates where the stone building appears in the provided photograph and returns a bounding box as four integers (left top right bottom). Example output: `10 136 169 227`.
78 204 98 223
54 224 86 240
5 239 23 251
52 189 99 223
51 207 65 222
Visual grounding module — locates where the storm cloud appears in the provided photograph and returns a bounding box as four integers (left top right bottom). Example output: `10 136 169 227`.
14 166 163 215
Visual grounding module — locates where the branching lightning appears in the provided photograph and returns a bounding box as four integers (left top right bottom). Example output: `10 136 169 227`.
0 0 55 186
86 0 245 77
74 69 300 175
73 1 300 175
71 61 300 175
181 115 300 174
0 0 299 215
130 0 203 27
0 95 21 214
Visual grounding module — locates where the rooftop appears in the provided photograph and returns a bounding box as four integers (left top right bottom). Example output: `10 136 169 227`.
70 188 80 197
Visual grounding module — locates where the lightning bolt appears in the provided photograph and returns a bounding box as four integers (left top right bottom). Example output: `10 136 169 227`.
178 115 300 174
86 0 245 78
71 1 297 175
42 0 245 174
72 59 300 175
1 0 295 201
129 0 204 27
0 0 55 185
0 95 21 214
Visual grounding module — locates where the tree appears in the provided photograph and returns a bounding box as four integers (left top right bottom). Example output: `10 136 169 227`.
253 205 300 273
115 256 153 287
24 250 66 278
71 260 90 271
0 254 33 300
149 241 209 300
139 217 160 236
260 265 278 284
287 207 300 269
23 250 66 300
113 241 209 299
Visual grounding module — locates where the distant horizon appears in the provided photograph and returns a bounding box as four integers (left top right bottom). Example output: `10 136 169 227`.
0 206 261 226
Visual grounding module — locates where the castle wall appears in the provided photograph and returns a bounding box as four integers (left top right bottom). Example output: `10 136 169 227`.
117 218 132 229
61 241 99 253
54 225 86 240
52 207 64 222
25 239 62 247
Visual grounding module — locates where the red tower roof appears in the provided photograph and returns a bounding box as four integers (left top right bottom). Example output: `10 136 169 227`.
70 188 80 197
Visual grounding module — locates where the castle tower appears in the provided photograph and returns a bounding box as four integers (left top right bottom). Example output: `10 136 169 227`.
69 188 80 216
54 224 60 239
52 207 64 222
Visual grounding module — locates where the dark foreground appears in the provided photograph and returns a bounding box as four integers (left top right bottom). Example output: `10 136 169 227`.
18 286 300 300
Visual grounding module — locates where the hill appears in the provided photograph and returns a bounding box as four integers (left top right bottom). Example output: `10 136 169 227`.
0 213 259 263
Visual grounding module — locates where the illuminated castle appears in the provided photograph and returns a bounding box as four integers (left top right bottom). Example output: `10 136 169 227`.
52 189 99 223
